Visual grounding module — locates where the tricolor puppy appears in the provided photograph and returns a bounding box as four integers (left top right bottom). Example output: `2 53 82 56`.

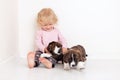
63 45 87 70
47 41 63 63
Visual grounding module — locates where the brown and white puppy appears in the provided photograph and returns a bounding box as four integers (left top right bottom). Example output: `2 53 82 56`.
47 41 63 63
63 45 87 70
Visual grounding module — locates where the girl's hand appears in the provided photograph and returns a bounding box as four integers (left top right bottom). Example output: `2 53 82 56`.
62 47 68 54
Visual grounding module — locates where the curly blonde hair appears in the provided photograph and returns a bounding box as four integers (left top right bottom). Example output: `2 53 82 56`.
37 8 58 26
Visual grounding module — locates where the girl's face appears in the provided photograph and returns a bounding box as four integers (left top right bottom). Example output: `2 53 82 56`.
41 24 54 31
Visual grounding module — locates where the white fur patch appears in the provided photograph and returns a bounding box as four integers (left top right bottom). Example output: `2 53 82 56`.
40 53 52 58
64 63 70 70
70 54 75 67
54 46 60 55
76 62 85 70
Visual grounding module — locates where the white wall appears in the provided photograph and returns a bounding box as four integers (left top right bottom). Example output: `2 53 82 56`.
0 0 119 63
0 0 18 62
19 0 120 59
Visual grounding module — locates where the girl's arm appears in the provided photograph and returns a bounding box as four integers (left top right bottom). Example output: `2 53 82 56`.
57 29 68 54
35 31 45 52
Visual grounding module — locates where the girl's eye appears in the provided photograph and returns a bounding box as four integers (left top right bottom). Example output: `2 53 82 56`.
43 24 52 26
44 24 47 26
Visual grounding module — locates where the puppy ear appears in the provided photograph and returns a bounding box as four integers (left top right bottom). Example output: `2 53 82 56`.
47 43 54 53
74 52 80 62
56 42 62 47
47 45 51 52
79 53 86 62
76 51 83 62
63 52 70 63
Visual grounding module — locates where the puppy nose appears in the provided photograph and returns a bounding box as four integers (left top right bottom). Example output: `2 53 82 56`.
72 64 75 67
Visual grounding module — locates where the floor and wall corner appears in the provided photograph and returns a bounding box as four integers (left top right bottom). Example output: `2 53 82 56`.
0 0 120 80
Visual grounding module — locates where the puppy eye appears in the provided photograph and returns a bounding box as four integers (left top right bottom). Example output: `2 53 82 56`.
58 48 62 53
69 57 72 62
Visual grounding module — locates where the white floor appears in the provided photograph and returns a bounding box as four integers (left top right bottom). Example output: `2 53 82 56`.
0 57 120 80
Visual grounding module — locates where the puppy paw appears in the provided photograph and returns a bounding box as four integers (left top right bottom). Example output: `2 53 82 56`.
77 65 85 70
64 66 70 70
64 63 70 70
77 62 85 70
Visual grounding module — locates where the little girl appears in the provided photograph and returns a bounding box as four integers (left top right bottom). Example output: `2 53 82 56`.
27 8 68 69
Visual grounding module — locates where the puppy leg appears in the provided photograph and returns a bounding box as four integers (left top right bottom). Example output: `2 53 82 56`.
76 62 85 70
64 63 70 70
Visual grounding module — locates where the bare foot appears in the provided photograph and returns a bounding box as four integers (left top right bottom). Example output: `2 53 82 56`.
27 52 35 69
39 58 52 69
